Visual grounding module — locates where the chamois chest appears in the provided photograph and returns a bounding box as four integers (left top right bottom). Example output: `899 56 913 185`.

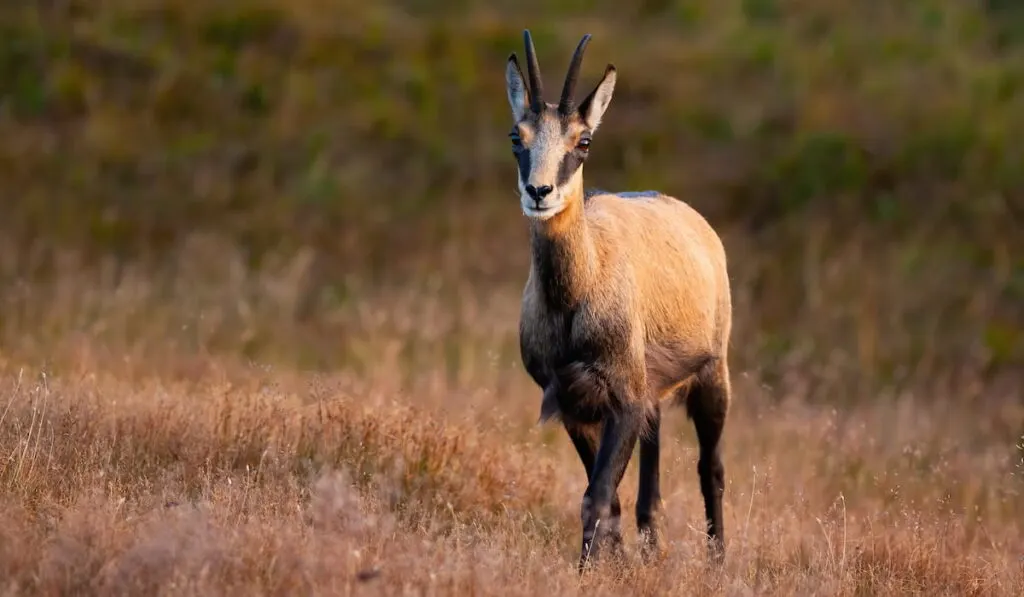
518 297 574 390
519 286 637 424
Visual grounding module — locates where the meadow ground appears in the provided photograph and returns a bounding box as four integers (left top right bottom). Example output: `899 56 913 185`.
0 243 1021 596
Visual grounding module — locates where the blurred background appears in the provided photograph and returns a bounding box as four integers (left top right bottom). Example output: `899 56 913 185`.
1 0 1022 411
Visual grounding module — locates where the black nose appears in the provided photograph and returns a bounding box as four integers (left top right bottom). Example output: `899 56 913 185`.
525 184 553 201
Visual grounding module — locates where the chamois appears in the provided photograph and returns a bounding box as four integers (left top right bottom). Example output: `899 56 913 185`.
507 31 733 569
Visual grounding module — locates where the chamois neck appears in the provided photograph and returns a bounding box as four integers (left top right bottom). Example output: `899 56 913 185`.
528 196 596 310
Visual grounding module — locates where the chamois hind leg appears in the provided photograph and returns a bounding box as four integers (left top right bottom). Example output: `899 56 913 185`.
687 360 730 563
636 402 662 562
564 422 625 558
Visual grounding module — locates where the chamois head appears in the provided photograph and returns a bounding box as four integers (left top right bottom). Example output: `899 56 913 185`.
505 30 617 220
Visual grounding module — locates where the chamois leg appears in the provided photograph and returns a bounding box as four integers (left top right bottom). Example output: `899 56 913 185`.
565 422 624 556
636 402 662 562
688 363 730 563
579 407 640 571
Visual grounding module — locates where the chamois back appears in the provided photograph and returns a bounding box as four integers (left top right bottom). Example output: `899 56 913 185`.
583 190 731 402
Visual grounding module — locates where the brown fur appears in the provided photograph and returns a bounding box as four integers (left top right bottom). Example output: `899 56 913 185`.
509 30 732 568
520 185 732 426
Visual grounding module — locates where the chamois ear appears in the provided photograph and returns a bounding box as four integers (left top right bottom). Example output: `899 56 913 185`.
578 65 616 131
506 54 530 122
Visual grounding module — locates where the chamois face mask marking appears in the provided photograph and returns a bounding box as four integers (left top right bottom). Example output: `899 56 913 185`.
510 112 590 220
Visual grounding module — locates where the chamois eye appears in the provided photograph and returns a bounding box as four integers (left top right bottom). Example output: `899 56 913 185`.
576 138 591 151
509 132 522 148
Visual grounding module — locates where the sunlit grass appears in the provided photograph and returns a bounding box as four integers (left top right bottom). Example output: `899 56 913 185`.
0 239 1021 594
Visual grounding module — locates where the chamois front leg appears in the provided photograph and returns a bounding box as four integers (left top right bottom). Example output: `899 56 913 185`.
636 402 663 562
578 389 642 572
565 422 625 557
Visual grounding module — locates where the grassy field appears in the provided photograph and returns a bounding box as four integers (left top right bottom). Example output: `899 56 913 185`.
0 246 1021 596
2 0 1023 594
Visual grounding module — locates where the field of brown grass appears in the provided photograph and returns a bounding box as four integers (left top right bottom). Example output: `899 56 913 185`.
1 242 1021 596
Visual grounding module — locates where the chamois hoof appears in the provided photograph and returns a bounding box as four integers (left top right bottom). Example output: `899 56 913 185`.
638 528 666 565
576 527 626 573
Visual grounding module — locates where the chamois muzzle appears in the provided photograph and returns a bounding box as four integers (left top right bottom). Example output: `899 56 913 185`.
525 184 554 203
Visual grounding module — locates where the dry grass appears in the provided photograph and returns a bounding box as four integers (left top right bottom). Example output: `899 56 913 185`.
1 242 1021 596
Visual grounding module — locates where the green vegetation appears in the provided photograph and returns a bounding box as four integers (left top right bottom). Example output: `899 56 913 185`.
1 0 1022 383
3 1 1021 247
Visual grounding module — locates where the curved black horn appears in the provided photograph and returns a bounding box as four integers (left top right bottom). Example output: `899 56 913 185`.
523 30 544 111
559 34 592 114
